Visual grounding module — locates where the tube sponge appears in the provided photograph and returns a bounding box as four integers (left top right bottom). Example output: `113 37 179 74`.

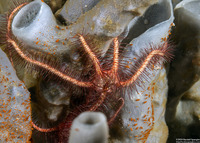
69 112 109 143
11 0 67 55
119 0 174 142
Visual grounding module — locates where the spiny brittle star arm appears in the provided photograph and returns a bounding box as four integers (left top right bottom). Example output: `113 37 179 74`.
78 34 103 76
89 94 124 125
111 38 119 76
120 49 165 87
108 97 124 125
7 39 92 87
7 3 28 34
31 121 58 132
89 92 106 111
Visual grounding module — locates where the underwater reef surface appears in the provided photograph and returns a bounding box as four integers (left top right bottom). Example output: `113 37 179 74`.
0 0 199 142
166 0 200 142
0 48 31 142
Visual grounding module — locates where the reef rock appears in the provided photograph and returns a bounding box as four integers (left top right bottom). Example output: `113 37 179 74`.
166 0 200 142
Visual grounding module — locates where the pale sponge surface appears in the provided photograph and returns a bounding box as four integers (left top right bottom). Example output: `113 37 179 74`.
0 48 31 142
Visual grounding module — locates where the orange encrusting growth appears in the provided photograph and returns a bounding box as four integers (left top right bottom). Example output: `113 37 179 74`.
0 63 32 142
127 84 156 143
138 94 155 142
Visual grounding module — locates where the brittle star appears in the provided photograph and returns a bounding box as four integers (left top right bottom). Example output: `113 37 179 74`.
5 1 173 142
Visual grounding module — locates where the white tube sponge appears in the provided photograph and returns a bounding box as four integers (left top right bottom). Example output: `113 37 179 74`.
69 112 109 143
11 0 67 54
